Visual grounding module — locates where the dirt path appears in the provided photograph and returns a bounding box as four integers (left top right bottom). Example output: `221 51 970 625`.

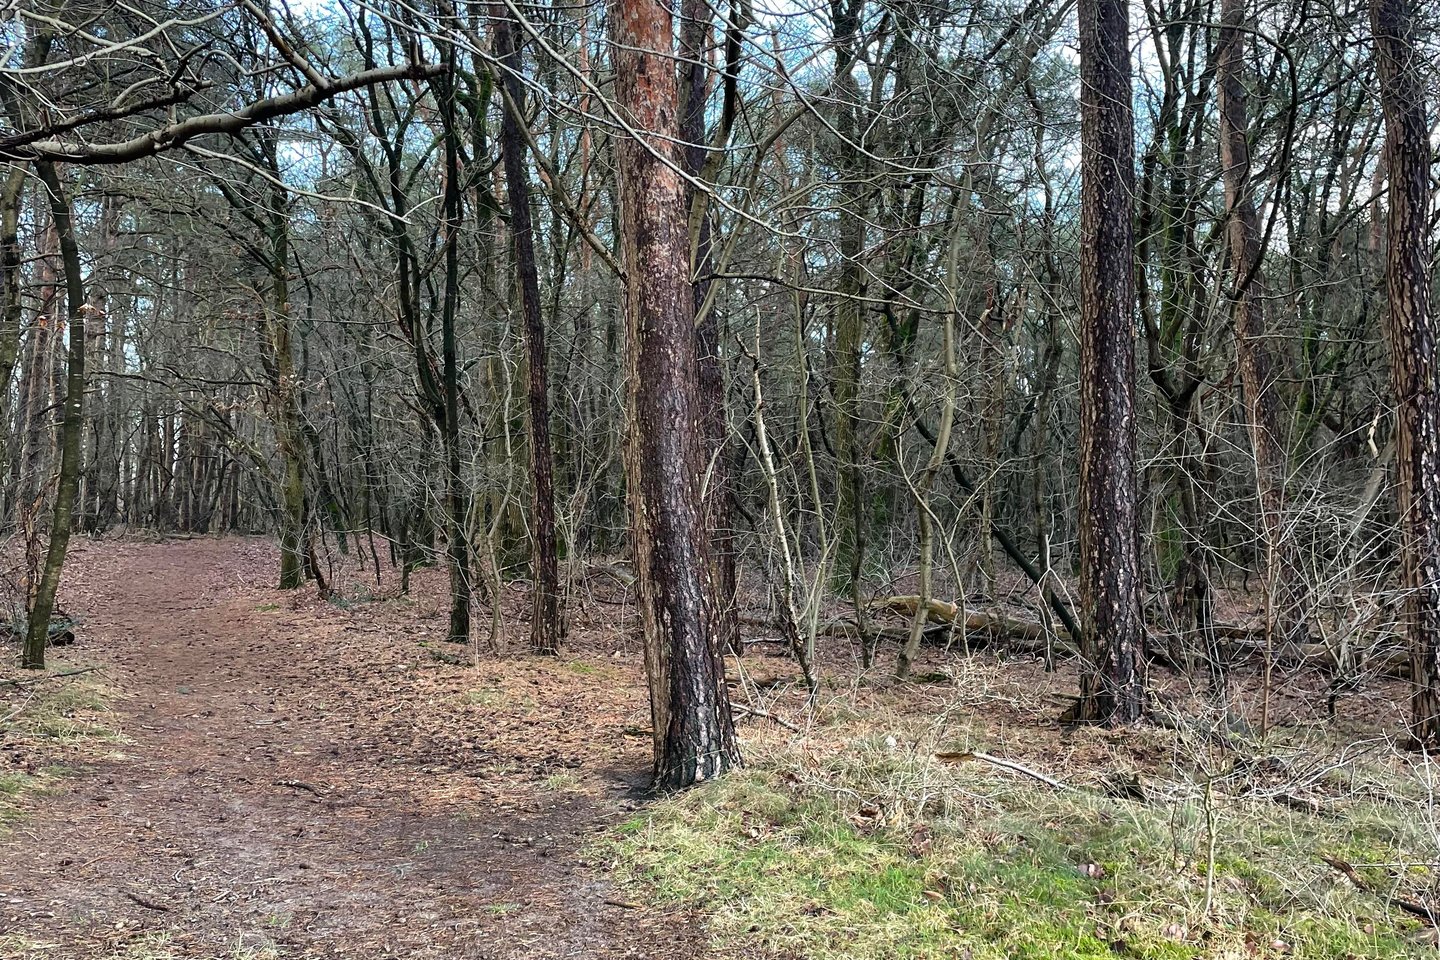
1 539 704 959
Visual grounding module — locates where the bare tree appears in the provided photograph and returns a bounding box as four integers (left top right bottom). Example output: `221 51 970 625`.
496 8 563 654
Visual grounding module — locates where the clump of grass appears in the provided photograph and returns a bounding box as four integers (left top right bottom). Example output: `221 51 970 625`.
544 771 582 792
459 686 505 708
326 582 377 611
608 701 1439 960
0 662 118 832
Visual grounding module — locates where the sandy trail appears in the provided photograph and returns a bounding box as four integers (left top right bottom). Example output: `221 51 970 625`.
0 538 702 959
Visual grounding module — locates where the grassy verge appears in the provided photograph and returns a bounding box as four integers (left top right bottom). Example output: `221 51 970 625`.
608 669 1439 959
0 658 119 832
0 932 282 960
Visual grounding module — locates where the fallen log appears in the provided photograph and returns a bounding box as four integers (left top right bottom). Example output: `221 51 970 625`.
1321 855 1438 926
868 596 1060 646
865 597 1415 678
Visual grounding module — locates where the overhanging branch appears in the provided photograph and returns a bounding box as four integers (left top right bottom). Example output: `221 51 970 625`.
4 62 444 164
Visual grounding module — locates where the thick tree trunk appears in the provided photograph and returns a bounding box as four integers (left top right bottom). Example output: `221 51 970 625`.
609 0 741 789
23 162 85 670
680 0 741 657
496 13 563 655
1370 0 1440 747
1217 0 1309 659
1076 0 1145 724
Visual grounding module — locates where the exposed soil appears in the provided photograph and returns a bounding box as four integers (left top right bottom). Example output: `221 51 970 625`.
0 537 706 959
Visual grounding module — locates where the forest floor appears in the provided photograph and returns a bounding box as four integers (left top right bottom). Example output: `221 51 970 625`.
3 537 1440 959
0 537 708 959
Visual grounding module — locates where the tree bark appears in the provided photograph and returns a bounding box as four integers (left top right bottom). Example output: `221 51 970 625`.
609 0 741 789
262 179 309 591
1076 0 1145 723
436 57 472 645
830 0 870 612
23 162 85 669
0 166 25 479
1370 0 1440 747
680 0 743 657
496 10 563 655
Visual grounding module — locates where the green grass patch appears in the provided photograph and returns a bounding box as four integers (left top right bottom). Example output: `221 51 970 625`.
608 727 1438 959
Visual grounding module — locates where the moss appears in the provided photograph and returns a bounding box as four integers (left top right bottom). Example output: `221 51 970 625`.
608 734 1440 960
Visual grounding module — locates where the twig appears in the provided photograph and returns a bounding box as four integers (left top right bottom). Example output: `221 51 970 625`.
732 703 799 732
124 891 171 912
274 779 327 798
935 750 1072 792
1322 855 1438 926
0 665 100 688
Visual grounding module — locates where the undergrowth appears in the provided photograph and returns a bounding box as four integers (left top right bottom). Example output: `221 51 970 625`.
608 669 1440 959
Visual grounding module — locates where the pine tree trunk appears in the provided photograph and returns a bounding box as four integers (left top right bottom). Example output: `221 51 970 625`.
1076 0 1145 723
680 0 741 657
1370 0 1440 746
609 0 741 789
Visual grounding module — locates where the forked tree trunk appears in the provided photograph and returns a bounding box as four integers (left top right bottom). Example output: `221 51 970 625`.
1075 0 1145 723
1370 0 1440 747
496 11 563 655
23 162 85 670
609 0 741 789
1217 0 1309 659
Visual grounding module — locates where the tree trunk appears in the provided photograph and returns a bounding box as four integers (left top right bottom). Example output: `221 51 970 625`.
609 0 741 789
1217 0 1309 659
1075 0 1145 724
437 57 472 645
496 11 563 655
680 0 742 657
1370 0 1440 747
263 182 309 591
23 162 85 670
830 0 869 613
0 166 25 481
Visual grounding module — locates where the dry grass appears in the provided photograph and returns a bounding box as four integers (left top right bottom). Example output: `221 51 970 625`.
0 655 120 832
610 651 1440 959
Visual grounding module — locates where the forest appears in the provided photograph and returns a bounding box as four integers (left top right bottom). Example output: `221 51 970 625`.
1 0 1439 955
